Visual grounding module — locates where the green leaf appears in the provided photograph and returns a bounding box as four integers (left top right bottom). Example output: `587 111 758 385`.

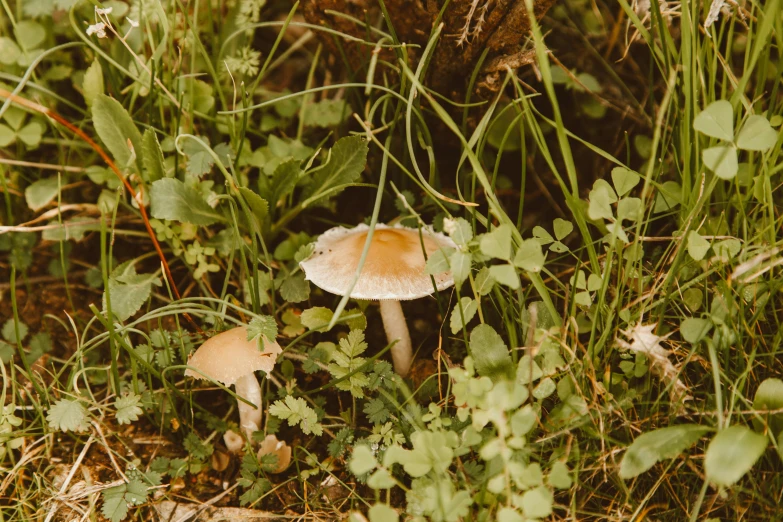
474 267 495 296
736 115 778 151
713 238 741 260
258 158 301 208
141 129 165 182
368 503 399 522
103 262 162 322
521 486 553 519
680 317 712 344
181 137 215 176
149 178 222 225
553 218 573 240
239 187 268 223
687 231 711 261
302 99 351 128
304 136 368 198
92 94 144 172
450 297 478 334
114 393 143 425
349 445 377 475
17 122 43 147
513 239 545 272
101 485 129 522
619 424 710 479
469 324 513 380
479 224 513 260
25 177 60 211
616 197 642 222
497 507 524 522
653 181 681 214
489 264 519 289
548 461 572 489
611 167 640 196
83 59 104 108
444 217 473 245
47 398 89 432
425 247 453 275
0 125 15 148
752 378 783 437
247 315 277 343
14 20 46 51
449 251 471 285
269 395 323 435
587 180 616 221
0 38 21 66
280 272 310 303
2 319 28 343
363 398 390 424
694 100 734 141
703 145 738 180
705 425 767 487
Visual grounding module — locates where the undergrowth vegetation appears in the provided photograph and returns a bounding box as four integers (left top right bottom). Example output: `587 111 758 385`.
1 0 782 520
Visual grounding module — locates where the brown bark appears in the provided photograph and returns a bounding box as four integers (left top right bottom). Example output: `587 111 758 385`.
301 0 557 101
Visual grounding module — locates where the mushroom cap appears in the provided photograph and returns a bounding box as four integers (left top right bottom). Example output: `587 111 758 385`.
299 223 456 301
184 326 282 386
257 434 292 473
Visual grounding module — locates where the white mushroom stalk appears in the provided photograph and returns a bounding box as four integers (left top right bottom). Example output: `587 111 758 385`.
299 223 455 377
185 326 281 445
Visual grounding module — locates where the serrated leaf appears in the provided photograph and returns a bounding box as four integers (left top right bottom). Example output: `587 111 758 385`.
736 115 778 151
302 99 350 128
449 251 471 285
47 398 89 432
349 445 377 475
25 177 59 211
92 94 144 172
142 129 165 182
368 503 398 522
101 485 129 522
705 425 767 487
259 159 300 209
479 225 513 260
239 187 268 223
269 395 323 435
114 393 143 425
469 324 513 379
280 272 310 303
149 178 222 225
304 136 368 198
247 315 277 343
703 145 738 180
83 59 104 108
2 319 27 343
619 424 710 479
103 262 162 321
450 297 478 334
694 100 734 141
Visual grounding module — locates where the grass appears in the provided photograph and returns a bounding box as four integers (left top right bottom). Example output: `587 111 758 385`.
1 0 782 520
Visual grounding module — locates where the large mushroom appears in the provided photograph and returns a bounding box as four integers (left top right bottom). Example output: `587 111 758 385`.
299 223 455 377
185 326 281 446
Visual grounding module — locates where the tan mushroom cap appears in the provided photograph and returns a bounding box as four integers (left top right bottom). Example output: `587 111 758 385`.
299 223 456 301
185 326 282 386
257 434 292 473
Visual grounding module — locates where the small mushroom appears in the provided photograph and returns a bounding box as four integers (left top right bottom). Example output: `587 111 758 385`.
299 223 455 377
185 326 281 441
256 434 292 473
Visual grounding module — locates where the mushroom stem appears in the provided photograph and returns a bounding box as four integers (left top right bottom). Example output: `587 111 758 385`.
379 299 413 377
234 374 263 439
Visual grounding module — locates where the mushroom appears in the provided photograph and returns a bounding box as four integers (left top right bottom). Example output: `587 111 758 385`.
185 326 281 444
256 434 292 473
299 223 455 377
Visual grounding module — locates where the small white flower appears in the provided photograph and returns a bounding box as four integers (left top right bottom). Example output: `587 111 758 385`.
95 6 113 15
86 22 107 38
127 17 139 28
